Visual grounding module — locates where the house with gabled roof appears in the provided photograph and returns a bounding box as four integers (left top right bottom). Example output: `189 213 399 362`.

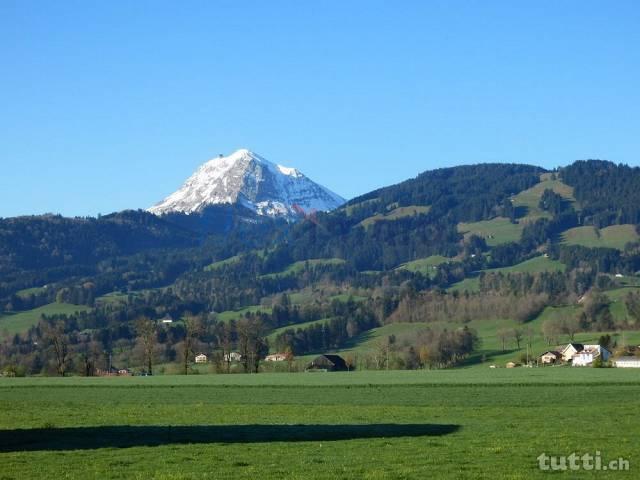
560 343 584 362
539 351 562 365
572 345 611 367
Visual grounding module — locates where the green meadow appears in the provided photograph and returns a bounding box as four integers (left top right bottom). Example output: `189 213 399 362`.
562 225 640 250
457 217 523 246
1 370 638 479
0 303 90 336
358 205 431 229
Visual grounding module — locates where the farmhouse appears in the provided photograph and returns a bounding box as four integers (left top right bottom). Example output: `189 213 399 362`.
265 353 287 362
224 352 242 362
571 345 611 367
539 351 561 365
614 357 640 368
560 343 584 362
195 353 208 364
306 354 348 372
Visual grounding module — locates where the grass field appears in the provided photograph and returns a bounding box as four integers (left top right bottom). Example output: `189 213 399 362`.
396 255 450 276
562 225 640 250
511 175 577 223
457 217 523 246
266 318 332 348
485 255 566 274
358 205 431 229
0 303 91 335
15 286 48 298
217 305 273 323
1 370 638 479
204 255 242 271
260 259 346 279
447 256 566 294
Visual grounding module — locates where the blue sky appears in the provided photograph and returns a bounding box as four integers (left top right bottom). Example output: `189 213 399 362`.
1 0 639 217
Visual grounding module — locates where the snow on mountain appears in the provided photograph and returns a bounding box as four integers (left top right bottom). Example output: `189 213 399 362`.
148 149 345 218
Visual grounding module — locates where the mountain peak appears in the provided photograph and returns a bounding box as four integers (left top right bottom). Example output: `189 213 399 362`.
148 149 345 218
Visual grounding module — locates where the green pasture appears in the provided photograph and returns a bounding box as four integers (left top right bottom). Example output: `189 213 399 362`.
1 370 638 479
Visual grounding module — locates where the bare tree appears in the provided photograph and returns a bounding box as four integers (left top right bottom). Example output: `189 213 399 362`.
78 341 101 377
512 329 523 349
43 321 69 377
497 329 509 352
182 314 202 375
135 316 157 375
542 318 561 345
237 317 267 373
217 321 234 373
562 315 580 341
284 345 295 372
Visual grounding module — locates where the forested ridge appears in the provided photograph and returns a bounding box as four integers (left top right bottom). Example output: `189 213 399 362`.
3 159 640 375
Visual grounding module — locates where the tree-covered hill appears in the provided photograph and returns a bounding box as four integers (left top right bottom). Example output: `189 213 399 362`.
3 159 640 375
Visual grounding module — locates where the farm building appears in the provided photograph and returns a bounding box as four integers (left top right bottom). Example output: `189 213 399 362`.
614 357 640 368
195 353 208 364
306 354 348 372
560 343 584 362
539 351 561 365
224 352 242 362
265 353 287 362
571 345 611 367
96 366 130 376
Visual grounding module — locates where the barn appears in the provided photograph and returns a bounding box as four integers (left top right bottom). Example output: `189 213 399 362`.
306 354 349 372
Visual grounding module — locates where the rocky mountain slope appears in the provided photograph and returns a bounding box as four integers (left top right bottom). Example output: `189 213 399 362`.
148 149 345 219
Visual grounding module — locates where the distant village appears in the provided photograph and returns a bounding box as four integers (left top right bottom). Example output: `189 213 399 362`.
86 343 640 377
494 343 640 369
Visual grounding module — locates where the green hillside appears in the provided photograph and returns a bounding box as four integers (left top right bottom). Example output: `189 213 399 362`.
447 256 565 293
260 258 346 279
358 205 430 228
457 217 523 246
0 303 91 335
562 224 639 250
204 255 241 271
217 305 273 323
396 255 450 275
512 174 578 223
485 255 566 274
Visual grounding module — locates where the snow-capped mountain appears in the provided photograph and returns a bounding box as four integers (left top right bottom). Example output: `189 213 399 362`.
148 149 345 218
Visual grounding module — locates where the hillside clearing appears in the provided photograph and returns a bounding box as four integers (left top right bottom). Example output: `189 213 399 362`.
512 175 577 223
396 255 450 276
260 258 346 279
0 303 91 335
562 224 639 250
358 205 430 229
457 217 523 246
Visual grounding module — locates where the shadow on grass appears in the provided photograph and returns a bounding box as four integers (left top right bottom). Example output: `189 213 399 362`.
0 424 460 452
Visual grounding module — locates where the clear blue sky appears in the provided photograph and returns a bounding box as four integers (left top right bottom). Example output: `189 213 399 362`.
1 0 639 217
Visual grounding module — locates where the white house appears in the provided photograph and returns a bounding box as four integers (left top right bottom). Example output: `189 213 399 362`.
571 345 611 367
615 357 640 368
265 353 287 362
195 353 208 364
224 352 242 362
560 343 584 362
